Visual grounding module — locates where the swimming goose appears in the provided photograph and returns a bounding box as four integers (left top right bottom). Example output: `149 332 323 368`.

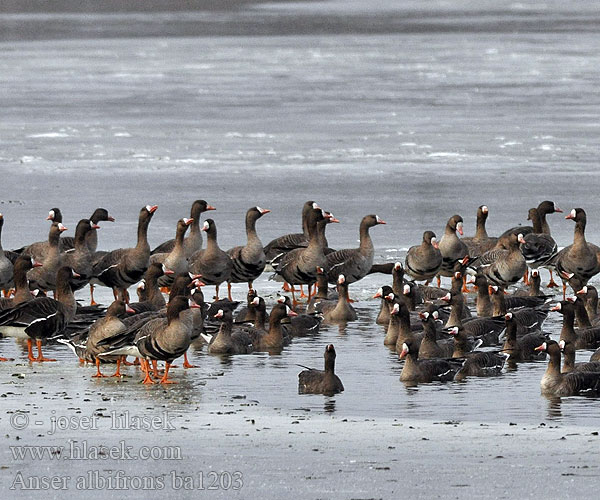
448 326 506 381
325 214 386 286
321 274 357 324
276 295 321 337
307 266 337 314
501 312 547 362
249 302 297 351
535 340 600 396
92 205 157 302
227 206 271 298
399 338 462 384
418 310 453 359
488 285 548 334
559 339 600 374
298 344 344 396
0 266 79 362
206 308 254 355
553 300 600 349
151 200 216 257
405 230 442 283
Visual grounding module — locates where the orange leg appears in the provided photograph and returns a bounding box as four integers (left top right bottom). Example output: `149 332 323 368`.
248 281 254 291
227 282 233 301
0 356 11 362
89 284 97 306
34 340 56 362
183 352 197 369
291 287 298 307
92 358 107 378
437 275 441 288
523 269 529 286
141 360 155 385
547 270 559 288
160 286 170 294
563 282 567 301
152 359 159 378
461 276 473 294
111 358 123 377
299 285 308 299
27 339 36 362
215 285 220 301
159 362 177 385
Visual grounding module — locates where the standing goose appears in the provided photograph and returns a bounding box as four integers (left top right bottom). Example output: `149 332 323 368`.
273 208 332 302
498 200 562 243
61 208 115 253
17 208 63 260
325 214 386 286
27 222 68 292
405 230 442 283
0 266 79 362
321 274 357 324
227 206 271 298
437 215 468 287
558 339 600 374
152 200 216 257
399 338 462 384
298 344 344 396
127 262 171 314
519 207 558 285
535 340 600 396
92 205 158 302
474 233 527 288
150 217 194 288
61 219 99 290
501 312 548 362
554 208 600 297
188 219 232 300
264 201 320 265
100 296 200 384
0 214 14 293
461 205 498 257
4 256 40 307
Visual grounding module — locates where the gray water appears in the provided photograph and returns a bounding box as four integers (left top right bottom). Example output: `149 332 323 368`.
1 1 600 496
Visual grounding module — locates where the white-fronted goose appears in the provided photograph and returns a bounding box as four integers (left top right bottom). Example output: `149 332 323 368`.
473 233 526 288
2 256 40 307
501 312 547 362
326 214 386 286
249 302 297 351
552 300 600 349
188 219 232 300
535 340 600 396
321 275 357 323
307 266 337 314
498 200 562 244
92 205 157 302
437 215 468 282
206 308 254 355
264 200 319 265
17 208 63 260
298 344 344 396
559 339 600 374
0 266 78 361
418 310 453 359
399 338 462 384
471 272 492 317
578 285 599 324
101 296 199 384
461 205 498 257
150 217 193 287
488 285 548 334
227 206 271 298
27 222 68 292
374 284 395 326
61 208 115 253
152 200 216 257
273 208 332 301
554 208 600 296
0 214 14 293
519 207 559 285
128 262 172 314
448 327 506 381
61 219 99 290
405 230 442 283
277 295 321 337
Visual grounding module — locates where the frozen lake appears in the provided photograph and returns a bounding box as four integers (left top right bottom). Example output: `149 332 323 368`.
1 0 600 497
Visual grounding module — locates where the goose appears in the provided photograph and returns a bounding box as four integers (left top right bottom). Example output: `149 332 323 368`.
418 310 453 359
91 205 157 302
553 300 600 349
151 199 216 257
150 217 194 288
437 214 468 284
488 285 548 334
205 308 255 355
325 214 386 286
473 233 527 288
535 340 600 396
399 338 462 384
227 206 270 298
501 312 548 362
448 326 507 381
27 222 68 292
518 207 558 284
405 230 442 283
559 339 600 374
61 208 115 254
188 219 232 300
298 344 344 396
321 275 357 323
461 205 498 258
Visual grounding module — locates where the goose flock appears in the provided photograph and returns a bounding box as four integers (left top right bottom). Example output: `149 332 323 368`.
0 199 599 397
